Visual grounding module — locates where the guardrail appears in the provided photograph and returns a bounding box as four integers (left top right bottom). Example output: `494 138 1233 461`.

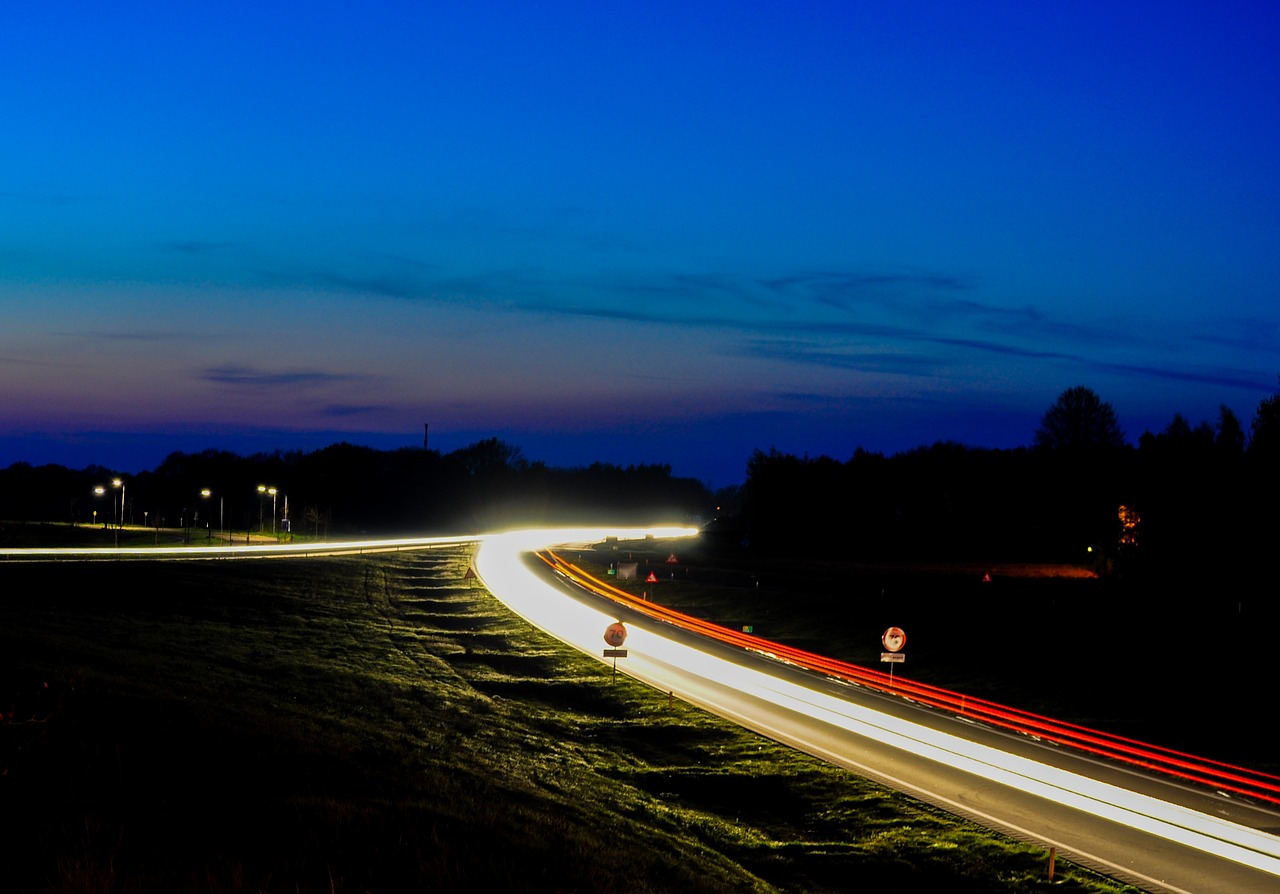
537 549 1280 807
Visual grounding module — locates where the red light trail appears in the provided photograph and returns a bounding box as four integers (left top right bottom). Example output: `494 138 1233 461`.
538 550 1280 807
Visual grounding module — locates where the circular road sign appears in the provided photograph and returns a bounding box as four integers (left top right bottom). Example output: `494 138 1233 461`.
603 622 628 648
881 626 906 652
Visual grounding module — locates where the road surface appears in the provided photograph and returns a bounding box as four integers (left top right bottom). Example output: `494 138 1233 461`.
472 530 1280 894
10 526 1279 892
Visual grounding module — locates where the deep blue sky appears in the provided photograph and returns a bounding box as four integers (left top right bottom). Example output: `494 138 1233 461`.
3 2 1278 486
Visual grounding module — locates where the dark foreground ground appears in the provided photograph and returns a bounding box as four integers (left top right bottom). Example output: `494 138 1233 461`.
0 533 1190 893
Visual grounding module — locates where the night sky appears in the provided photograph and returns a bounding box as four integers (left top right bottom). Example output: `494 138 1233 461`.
3 2 1278 487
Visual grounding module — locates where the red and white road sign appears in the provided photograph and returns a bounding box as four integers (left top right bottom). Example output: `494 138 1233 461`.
881 626 906 652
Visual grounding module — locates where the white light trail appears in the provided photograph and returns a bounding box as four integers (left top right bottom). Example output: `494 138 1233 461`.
472 528 1280 880
0 534 481 560
11 524 1277 879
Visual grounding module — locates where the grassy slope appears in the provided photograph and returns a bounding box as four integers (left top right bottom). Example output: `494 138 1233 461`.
0 547 1136 893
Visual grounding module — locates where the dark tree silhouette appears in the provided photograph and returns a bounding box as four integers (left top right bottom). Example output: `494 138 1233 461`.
1033 386 1125 451
1216 404 1245 453
1249 380 1280 456
451 437 527 476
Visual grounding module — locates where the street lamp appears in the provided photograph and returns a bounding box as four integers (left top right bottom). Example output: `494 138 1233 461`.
93 484 117 544
112 478 124 526
112 478 125 545
257 485 278 536
201 489 214 542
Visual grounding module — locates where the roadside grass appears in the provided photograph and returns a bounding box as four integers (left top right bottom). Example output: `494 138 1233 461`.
1 548 1137 892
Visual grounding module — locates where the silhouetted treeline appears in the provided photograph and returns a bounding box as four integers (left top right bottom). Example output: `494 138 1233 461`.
6 385 1278 575
0 438 712 536
731 442 1129 563
724 386 1280 582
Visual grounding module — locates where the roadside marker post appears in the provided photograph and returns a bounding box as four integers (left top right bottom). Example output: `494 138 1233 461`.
880 626 906 688
603 622 628 680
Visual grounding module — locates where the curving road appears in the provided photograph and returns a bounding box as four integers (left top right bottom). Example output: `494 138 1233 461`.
472 530 1280 894
10 526 1279 892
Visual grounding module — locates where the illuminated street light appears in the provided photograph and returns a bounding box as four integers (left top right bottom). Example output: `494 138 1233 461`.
257 485 278 536
112 478 124 526
111 478 125 546
200 489 216 542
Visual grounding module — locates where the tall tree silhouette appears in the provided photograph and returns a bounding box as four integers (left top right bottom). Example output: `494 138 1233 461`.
1216 404 1245 453
1249 379 1280 457
1034 386 1125 451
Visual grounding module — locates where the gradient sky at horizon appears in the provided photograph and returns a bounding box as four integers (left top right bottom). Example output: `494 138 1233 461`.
3 1 1278 486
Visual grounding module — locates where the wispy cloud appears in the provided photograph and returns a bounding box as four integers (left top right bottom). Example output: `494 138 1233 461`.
203 366 363 388
760 270 971 312
1191 320 1280 355
739 339 944 377
142 249 1274 402
1087 360 1275 392
928 335 1074 360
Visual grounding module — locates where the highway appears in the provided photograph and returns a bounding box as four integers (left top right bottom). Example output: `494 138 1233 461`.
472 530 1280 894
10 526 1280 892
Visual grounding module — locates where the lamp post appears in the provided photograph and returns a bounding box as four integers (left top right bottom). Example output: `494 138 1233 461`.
201 489 213 541
112 478 125 546
257 485 278 537
112 478 124 526
93 484 113 544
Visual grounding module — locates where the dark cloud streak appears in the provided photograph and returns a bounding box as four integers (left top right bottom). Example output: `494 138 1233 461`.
203 366 364 388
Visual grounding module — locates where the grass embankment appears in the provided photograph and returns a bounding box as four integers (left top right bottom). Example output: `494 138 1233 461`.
0 548 1136 893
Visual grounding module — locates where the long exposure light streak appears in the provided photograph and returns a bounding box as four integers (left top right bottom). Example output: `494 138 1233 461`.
8 525 1278 880
0 534 481 561
538 551 1280 806
471 531 1280 879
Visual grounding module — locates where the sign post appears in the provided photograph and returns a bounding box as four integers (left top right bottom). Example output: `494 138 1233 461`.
603 622 628 680
880 626 906 688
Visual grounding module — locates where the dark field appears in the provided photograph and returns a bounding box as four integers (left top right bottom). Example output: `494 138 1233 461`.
2 542 1152 893
574 537 1277 774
